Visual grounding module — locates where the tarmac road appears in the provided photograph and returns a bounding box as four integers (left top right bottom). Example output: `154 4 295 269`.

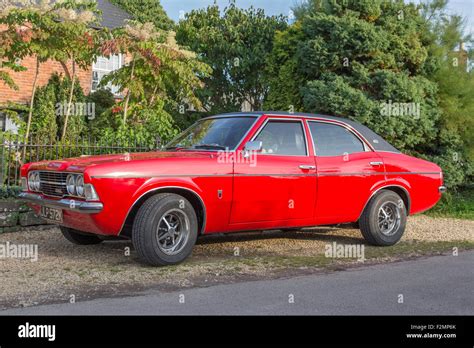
2 251 473 315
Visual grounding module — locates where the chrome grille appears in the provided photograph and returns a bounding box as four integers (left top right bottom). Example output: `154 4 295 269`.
38 171 68 197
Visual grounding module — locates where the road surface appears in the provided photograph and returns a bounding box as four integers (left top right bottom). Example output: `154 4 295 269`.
2 251 473 315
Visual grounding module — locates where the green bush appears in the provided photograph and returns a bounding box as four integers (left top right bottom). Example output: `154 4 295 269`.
86 89 117 138
0 186 21 199
97 101 179 149
30 73 87 142
426 186 474 220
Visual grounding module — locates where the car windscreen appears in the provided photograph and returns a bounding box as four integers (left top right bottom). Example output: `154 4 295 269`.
166 116 257 150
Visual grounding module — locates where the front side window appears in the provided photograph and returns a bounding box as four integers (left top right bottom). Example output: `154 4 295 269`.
91 54 123 95
308 121 365 156
166 116 257 150
254 120 307 156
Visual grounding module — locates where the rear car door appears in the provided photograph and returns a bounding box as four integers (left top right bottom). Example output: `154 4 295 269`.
307 120 386 224
230 118 316 224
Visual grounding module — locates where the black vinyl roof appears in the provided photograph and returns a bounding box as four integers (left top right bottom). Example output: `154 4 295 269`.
96 0 132 29
14 0 132 29
212 111 400 153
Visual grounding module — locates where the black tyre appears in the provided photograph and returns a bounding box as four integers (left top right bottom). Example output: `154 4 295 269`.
60 226 103 245
359 190 407 246
132 193 198 266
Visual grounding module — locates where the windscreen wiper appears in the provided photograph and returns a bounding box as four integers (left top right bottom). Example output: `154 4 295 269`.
164 145 189 150
193 144 227 150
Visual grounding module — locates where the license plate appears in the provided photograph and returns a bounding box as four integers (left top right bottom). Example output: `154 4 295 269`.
40 206 63 223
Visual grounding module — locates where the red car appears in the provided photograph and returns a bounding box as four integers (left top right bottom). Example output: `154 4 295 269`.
20 112 445 266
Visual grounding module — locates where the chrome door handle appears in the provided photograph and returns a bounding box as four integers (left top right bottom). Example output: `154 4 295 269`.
370 161 383 166
299 165 316 170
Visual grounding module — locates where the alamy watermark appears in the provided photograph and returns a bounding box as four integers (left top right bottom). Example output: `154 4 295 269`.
217 149 258 167
56 102 95 120
325 242 365 262
380 100 420 119
18 322 55 341
0 242 38 262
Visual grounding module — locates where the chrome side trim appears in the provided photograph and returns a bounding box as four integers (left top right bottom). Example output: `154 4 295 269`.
357 185 411 220
91 174 234 179
119 186 207 236
318 171 440 177
383 172 440 175
91 171 441 179
19 192 103 213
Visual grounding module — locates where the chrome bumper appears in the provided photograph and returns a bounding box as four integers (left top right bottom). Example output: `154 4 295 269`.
439 186 447 194
19 192 103 213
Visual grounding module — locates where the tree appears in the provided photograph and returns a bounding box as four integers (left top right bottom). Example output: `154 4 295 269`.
98 21 211 143
418 0 474 187
266 1 440 150
50 0 101 140
176 2 287 114
109 0 174 30
0 0 59 146
0 26 24 91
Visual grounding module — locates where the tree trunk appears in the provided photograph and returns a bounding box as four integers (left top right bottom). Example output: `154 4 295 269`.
23 57 40 160
123 57 136 124
149 85 158 106
61 58 76 141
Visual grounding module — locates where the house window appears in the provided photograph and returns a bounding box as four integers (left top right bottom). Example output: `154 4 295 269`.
91 54 123 95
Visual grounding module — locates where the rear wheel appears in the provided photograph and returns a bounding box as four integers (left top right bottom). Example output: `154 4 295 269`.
359 190 407 246
132 193 198 266
60 226 103 245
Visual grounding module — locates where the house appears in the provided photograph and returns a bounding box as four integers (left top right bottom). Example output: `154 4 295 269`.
0 0 132 132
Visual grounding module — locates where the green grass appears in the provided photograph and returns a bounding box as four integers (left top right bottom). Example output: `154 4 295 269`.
213 240 474 271
425 186 474 220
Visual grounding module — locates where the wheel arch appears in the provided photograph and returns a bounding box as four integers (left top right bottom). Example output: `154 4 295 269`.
119 186 206 238
358 185 411 221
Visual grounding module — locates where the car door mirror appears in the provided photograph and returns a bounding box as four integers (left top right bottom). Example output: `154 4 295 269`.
243 141 262 158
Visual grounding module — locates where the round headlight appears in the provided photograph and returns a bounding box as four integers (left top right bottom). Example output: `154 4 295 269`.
33 172 40 191
66 174 76 196
76 175 84 197
28 172 36 191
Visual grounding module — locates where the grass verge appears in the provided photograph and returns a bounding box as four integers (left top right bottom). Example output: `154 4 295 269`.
424 187 474 220
190 240 474 273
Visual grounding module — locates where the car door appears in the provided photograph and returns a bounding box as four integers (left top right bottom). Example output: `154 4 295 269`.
307 120 386 224
230 118 316 224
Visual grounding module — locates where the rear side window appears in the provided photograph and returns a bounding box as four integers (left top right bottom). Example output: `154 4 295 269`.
308 122 365 156
254 120 307 156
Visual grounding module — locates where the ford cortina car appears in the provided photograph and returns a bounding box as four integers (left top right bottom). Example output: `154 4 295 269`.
20 112 446 266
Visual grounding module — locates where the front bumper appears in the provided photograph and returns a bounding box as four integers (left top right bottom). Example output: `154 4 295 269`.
19 192 103 213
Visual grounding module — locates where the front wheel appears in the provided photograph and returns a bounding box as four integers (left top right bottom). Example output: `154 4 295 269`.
132 193 198 266
359 190 407 246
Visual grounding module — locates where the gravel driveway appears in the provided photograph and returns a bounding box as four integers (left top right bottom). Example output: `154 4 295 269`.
0 215 472 309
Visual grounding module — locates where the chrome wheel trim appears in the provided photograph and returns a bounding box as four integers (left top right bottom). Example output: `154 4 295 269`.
377 202 401 236
156 209 190 255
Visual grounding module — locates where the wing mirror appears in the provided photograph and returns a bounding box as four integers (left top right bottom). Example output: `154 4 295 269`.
243 140 262 157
